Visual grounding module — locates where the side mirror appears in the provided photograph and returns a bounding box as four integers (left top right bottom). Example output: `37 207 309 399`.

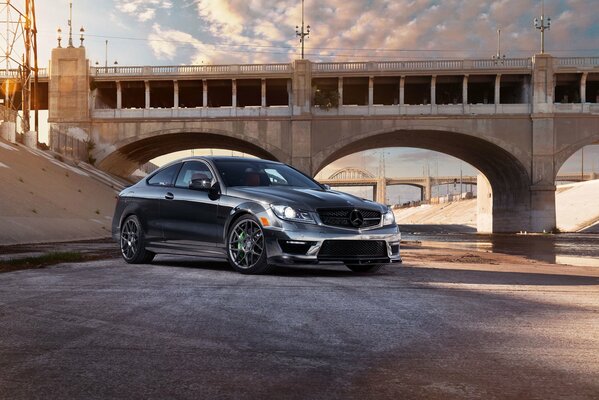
189 178 212 191
322 184 331 190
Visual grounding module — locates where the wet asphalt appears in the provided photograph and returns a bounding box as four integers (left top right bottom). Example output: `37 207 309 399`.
1 256 598 399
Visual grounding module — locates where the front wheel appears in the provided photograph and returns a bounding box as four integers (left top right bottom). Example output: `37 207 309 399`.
345 264 385 273
227 215 274 274
120 215 155 264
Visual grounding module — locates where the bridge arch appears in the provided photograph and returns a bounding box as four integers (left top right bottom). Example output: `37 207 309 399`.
313 128 532 233
554 128 599 179
328 167 375 180
95 129 288 177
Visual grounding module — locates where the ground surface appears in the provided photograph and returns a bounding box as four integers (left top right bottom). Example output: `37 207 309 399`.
1 245 598 399
0 139 123 245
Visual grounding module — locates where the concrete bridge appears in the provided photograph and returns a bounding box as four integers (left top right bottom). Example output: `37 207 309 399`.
318 167 477 203
319 168 597 203
25 45 599 233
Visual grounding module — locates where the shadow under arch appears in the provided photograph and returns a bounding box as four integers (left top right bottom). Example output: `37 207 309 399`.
97 131 283 178
314 130 532 233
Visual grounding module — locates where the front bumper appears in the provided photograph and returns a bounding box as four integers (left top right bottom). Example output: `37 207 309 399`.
263 221 402 266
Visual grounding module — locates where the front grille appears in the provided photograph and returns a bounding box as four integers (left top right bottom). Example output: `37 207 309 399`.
318 240 387 259
317 208 381 229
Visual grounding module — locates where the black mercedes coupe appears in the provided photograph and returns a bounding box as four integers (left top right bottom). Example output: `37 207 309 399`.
112 156 402 274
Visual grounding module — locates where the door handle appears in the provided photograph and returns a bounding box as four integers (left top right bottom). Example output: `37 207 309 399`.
165 192 174 200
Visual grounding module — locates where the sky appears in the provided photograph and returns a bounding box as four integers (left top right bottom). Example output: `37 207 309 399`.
26 0 599 192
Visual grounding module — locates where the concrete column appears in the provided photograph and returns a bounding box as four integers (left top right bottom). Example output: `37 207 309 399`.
338 77 343 106
530 115 557 232
399 76 405 105
368 76 374 106
261 78 267 107
476 174 493 233
116 81 122 109
494 74 501 105
202 79 207 107
173 80 179 109
292 59 312 115
48 46 89 122
144 80 150 109
287 79 293 109
375 178 387 204
232 79 237 108
462 75 468 105
581 72 588 103
430 75 436 105
532 54 555 113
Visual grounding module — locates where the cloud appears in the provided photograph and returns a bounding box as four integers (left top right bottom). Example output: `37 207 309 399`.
116 0 173 22
118 0 597 64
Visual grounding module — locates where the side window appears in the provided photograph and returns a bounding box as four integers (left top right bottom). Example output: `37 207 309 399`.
147 163 181 187
175 161 214 188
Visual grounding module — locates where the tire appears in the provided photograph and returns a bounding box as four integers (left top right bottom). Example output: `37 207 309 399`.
345 264 385 273
227 215 274 274
120 215 155 264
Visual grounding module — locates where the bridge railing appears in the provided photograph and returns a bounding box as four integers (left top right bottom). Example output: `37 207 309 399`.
312 58 532 73
0 67 48 79
556 57 599 67
92 63 293 77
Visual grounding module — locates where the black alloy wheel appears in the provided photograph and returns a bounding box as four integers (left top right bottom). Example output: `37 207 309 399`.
120 215 155 264
227 215 273 274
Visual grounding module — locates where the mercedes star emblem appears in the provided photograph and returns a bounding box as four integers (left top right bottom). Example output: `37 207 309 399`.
349 209 364 227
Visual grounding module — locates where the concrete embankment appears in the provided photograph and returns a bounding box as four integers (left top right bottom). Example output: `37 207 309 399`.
395 180 599 233
0 139 126 245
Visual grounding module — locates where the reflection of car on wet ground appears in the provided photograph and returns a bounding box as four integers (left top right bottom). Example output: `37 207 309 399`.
112 156 402 274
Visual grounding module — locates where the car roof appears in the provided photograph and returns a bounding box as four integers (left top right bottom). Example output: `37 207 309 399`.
158 156 282 169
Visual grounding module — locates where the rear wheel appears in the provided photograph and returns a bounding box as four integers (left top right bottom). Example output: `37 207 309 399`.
227 215 274 274
345 264 385 273
120 215 155 264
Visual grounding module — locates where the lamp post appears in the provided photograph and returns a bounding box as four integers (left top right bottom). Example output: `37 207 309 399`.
492 28 506 63
79 26 85 47
533 2 551 54
295 0 310 59
57 27 62 48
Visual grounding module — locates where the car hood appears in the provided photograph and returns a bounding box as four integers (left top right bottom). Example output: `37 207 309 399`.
227 186 385 212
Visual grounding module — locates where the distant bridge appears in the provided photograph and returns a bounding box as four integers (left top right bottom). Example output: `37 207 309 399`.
320 168 598 203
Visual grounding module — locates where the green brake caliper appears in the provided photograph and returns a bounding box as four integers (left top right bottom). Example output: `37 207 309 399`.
237 231 246 260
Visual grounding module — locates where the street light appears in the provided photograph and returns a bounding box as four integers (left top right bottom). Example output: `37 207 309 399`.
492 28 506 64
533 2 551 54
79 26 85 47
295 0 310 59
57 27 62 48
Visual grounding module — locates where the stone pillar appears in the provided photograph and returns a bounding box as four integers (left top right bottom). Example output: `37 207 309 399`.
530 115 557 232
368 76 374 106
287 79 293 109
144 80 150 109
424 176 432 202
531 54 555 113
476 174 493 233
0 121 16 143
116 81 122 109
23 131 37 148
462 75 468 105
202 79 208 107
399 76 405 105
292 59 312 115
261 78 266 107
581 72 587 103
173 80 179 109
430 75 436 105
494 74 501 105
232 79 237 108
290 120 312 175
375 178 387 204
48 46 89 122
338 77 343 106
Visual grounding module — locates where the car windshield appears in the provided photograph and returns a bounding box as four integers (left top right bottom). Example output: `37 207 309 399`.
213 159 322 189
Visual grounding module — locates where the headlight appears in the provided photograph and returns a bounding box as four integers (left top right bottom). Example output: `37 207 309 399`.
271 205 316 224
383 209 395 226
